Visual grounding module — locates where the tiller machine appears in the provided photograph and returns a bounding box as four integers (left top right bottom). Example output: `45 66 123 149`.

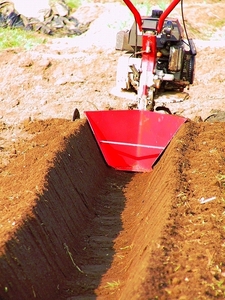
85 0 196 172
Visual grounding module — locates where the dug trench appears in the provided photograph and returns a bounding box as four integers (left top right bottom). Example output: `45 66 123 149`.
1 117 225 300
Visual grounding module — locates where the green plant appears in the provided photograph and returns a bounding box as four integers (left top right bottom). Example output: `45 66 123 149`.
65 0 84 11
0 28 47 50
105 280 120 290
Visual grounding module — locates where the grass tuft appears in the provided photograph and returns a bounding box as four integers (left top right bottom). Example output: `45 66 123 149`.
0 28 47 50
105 280 120 290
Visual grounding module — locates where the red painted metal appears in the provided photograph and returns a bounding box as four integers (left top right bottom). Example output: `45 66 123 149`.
123 0 182 34
138 33 157 98
85 0 185 172
85 110 187 172
123 0 142 31
123 0 182 100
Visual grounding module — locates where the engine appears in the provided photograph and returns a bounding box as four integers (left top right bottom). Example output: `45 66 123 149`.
115 9 196 104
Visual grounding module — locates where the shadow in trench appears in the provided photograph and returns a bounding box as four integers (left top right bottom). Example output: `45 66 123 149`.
62 170 133 300
0 122 134 300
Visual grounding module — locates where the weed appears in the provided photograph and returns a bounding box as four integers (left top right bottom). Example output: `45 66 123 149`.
105 280 120 290
0 28 47 50
206 279 225 297
65 0 82 11
209 18 225 29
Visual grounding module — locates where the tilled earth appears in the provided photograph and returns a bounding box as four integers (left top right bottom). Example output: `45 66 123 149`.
1 1 225 299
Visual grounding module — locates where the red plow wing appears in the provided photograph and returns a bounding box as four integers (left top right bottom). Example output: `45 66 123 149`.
85 110 186 172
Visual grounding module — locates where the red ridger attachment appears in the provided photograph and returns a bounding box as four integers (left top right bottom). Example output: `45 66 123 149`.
85 0 187 172
85 110 186 172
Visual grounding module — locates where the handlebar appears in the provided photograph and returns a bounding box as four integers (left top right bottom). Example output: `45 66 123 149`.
123 0 181 34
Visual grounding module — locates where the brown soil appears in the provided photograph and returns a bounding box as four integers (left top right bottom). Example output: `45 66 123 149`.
1 1 225 300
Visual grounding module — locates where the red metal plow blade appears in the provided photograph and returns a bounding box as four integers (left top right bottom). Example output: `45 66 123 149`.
85 110 186 172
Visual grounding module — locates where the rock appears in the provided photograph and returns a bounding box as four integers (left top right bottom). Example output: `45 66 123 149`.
37 58 51 70
50 0 69 17
10 0 50 19
0 1 14 14
18 58 33 67
11 99 20 107
0 1 89 36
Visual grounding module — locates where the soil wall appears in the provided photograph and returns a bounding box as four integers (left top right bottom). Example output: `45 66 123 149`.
0 121 110 300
